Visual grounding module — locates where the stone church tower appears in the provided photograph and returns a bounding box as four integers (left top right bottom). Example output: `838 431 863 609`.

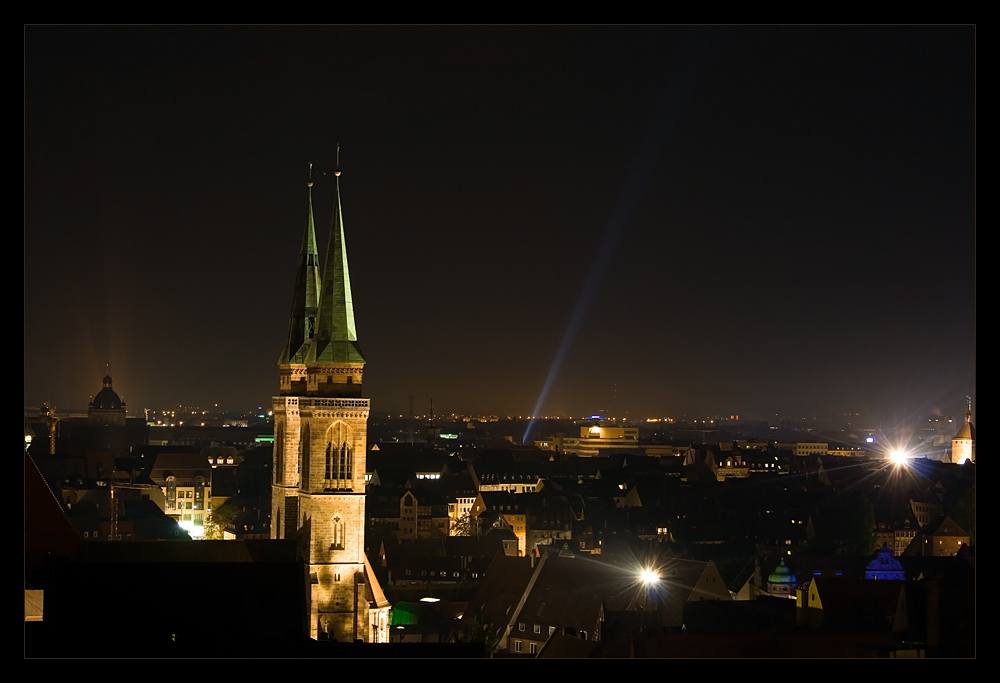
272 165 370 641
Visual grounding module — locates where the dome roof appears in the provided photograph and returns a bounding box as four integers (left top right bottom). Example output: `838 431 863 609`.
767 558 797 584
90 375 124 411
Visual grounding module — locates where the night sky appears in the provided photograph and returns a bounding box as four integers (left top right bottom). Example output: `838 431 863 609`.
24 26 975 425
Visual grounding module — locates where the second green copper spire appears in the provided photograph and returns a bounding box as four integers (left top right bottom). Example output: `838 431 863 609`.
309 167 366 365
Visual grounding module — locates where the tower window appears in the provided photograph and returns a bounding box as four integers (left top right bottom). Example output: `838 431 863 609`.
325 422 353 484
331 514 345 550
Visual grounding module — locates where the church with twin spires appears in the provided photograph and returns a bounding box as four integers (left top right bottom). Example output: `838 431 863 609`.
270 163 378 642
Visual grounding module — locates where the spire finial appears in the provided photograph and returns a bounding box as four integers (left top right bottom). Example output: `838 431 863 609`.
307 161 313 188
334 144 341 177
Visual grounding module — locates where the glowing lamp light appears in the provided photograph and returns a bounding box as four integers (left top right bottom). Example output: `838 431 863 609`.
640 569 660 586
889 449 910 465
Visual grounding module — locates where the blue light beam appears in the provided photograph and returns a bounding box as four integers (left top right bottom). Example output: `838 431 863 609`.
524 30 714 444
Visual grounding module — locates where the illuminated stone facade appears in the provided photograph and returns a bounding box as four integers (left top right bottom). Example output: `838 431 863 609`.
271 171 371 641
560 426 640 457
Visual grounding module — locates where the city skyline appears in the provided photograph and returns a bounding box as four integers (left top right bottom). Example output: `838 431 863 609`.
25 26 975 424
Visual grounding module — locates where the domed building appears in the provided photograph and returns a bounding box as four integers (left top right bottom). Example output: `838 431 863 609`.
766 558 798 599
88 375 127 427
950 398 975 464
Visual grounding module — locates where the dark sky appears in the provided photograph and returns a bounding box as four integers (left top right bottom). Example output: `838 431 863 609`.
24 26 975 425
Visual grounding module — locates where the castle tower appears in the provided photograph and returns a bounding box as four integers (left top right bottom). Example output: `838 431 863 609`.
272 162 371 642
951 397 975 464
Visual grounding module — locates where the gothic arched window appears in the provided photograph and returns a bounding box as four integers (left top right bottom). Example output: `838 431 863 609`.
324 422 353 487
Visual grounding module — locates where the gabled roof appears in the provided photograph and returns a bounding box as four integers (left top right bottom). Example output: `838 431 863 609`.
463 555 536 641
148 451 213 483
364 552 390 609
25 451 81 585
807 577 905 631
443 535 505 558
922 515 968 537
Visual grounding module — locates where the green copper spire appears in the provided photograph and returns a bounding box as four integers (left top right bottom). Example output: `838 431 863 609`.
310 162 366 364
279 170 321 364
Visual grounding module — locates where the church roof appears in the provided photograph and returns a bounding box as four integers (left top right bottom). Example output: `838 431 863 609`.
309 168 365 364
